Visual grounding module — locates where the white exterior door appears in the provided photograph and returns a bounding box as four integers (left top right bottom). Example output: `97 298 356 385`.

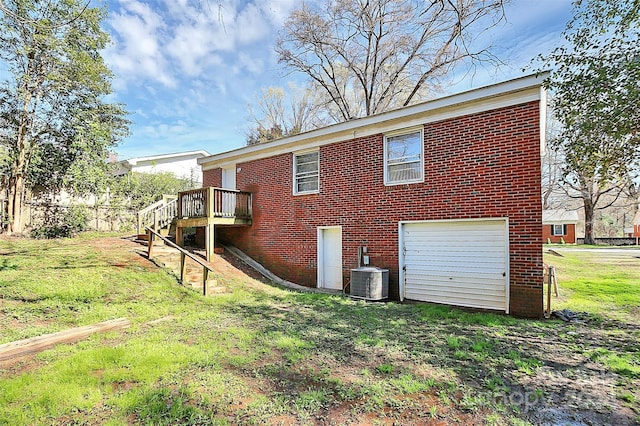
222 166 236 190
221 166 236 215
399 218 509 312
318 227 343 290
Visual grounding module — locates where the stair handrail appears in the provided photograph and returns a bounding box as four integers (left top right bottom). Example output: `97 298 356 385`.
137 195 178 234
146 226 214 296
152 198 178 231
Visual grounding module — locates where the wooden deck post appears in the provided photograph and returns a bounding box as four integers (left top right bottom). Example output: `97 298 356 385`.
207 187 215 218
546 266 554 318
147 229 154 258
146 227 215 297
176 225 183 247
205 224 215 261
180 252 187 283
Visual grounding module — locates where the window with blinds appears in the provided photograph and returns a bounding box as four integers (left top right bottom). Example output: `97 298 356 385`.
384 129 423 185
551 224 566 236
294 150 319 194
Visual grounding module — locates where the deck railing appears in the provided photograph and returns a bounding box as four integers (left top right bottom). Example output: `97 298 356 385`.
178 187 252 220
178 188 208 218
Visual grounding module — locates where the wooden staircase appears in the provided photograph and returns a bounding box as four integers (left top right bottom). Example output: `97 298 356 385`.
141 227 226 295
144 243 223 294
136 195 178 236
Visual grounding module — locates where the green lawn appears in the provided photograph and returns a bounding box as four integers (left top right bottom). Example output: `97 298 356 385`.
544 246 640 320
0 235 638 425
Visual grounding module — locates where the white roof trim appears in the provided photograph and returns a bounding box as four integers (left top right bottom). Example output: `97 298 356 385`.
542 209 579 224
200 73 549 170
124 150 211 166
540 85 548 156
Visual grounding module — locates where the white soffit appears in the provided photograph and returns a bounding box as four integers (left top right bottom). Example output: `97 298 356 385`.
126 150 211 166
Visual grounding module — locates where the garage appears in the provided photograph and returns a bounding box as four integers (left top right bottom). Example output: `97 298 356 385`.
399 218 509 312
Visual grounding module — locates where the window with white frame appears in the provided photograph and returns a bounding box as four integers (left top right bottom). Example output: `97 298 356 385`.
384 129 424 185
551 224 566 236
294 150 319 194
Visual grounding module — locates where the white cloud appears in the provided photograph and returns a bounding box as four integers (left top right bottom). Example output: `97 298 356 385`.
234 52 264 75
235 3 271 44
166 19 234 75
257 0 298 26
139 120 190 139
105 0 175 87
134 107 149 119
215 77 228 96
109 0 579 160
495 0 574 69
105 0 295 86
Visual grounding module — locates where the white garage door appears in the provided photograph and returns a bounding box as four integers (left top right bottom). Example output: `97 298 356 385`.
400 218 509 312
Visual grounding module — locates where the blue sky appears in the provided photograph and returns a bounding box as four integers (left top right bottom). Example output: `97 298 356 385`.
102 0 574 160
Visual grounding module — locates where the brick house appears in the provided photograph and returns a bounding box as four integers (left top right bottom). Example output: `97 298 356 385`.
624 208 640 239
542 209 579 244
192 74 547 317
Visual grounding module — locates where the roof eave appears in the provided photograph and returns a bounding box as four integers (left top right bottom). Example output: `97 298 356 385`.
199 72 550 170
126 150 211 165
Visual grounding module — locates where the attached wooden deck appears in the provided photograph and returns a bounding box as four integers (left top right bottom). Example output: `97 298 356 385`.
175 187 252 259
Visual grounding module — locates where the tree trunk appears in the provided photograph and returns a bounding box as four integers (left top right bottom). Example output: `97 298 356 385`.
7 174 26 235
7 93 32 235
583 200 596 245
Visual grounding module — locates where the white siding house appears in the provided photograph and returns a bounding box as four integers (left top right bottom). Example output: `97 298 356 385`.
115 150 211 184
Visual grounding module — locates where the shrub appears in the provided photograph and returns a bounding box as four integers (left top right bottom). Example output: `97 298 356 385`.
31 204 89 239
111 172 197 211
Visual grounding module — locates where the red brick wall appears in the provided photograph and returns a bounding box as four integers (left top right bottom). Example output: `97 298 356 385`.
542 224 576 244
206 101 543 317
203 168 222 187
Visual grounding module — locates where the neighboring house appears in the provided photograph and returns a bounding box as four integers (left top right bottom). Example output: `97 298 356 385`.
193 74 547 318
624 208 640 238
542 209 579 244
115 150 211 185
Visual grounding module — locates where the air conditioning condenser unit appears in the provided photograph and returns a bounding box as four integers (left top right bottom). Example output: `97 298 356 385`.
350 267 389 301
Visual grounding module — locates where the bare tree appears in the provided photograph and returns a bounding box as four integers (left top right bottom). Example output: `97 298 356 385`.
276 0 507 121
541 115 570 210
246 83 330 145
538 0 640 244
541 144 566 210
560 130 638 244
543 131 640 239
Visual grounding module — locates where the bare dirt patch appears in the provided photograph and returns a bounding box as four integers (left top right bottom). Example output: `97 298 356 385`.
88 235 158 271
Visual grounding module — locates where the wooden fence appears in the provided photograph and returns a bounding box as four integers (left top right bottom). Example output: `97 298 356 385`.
576 237 639 246
26 202 136 232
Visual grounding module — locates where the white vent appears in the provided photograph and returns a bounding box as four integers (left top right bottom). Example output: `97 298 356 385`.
350 267 389 301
